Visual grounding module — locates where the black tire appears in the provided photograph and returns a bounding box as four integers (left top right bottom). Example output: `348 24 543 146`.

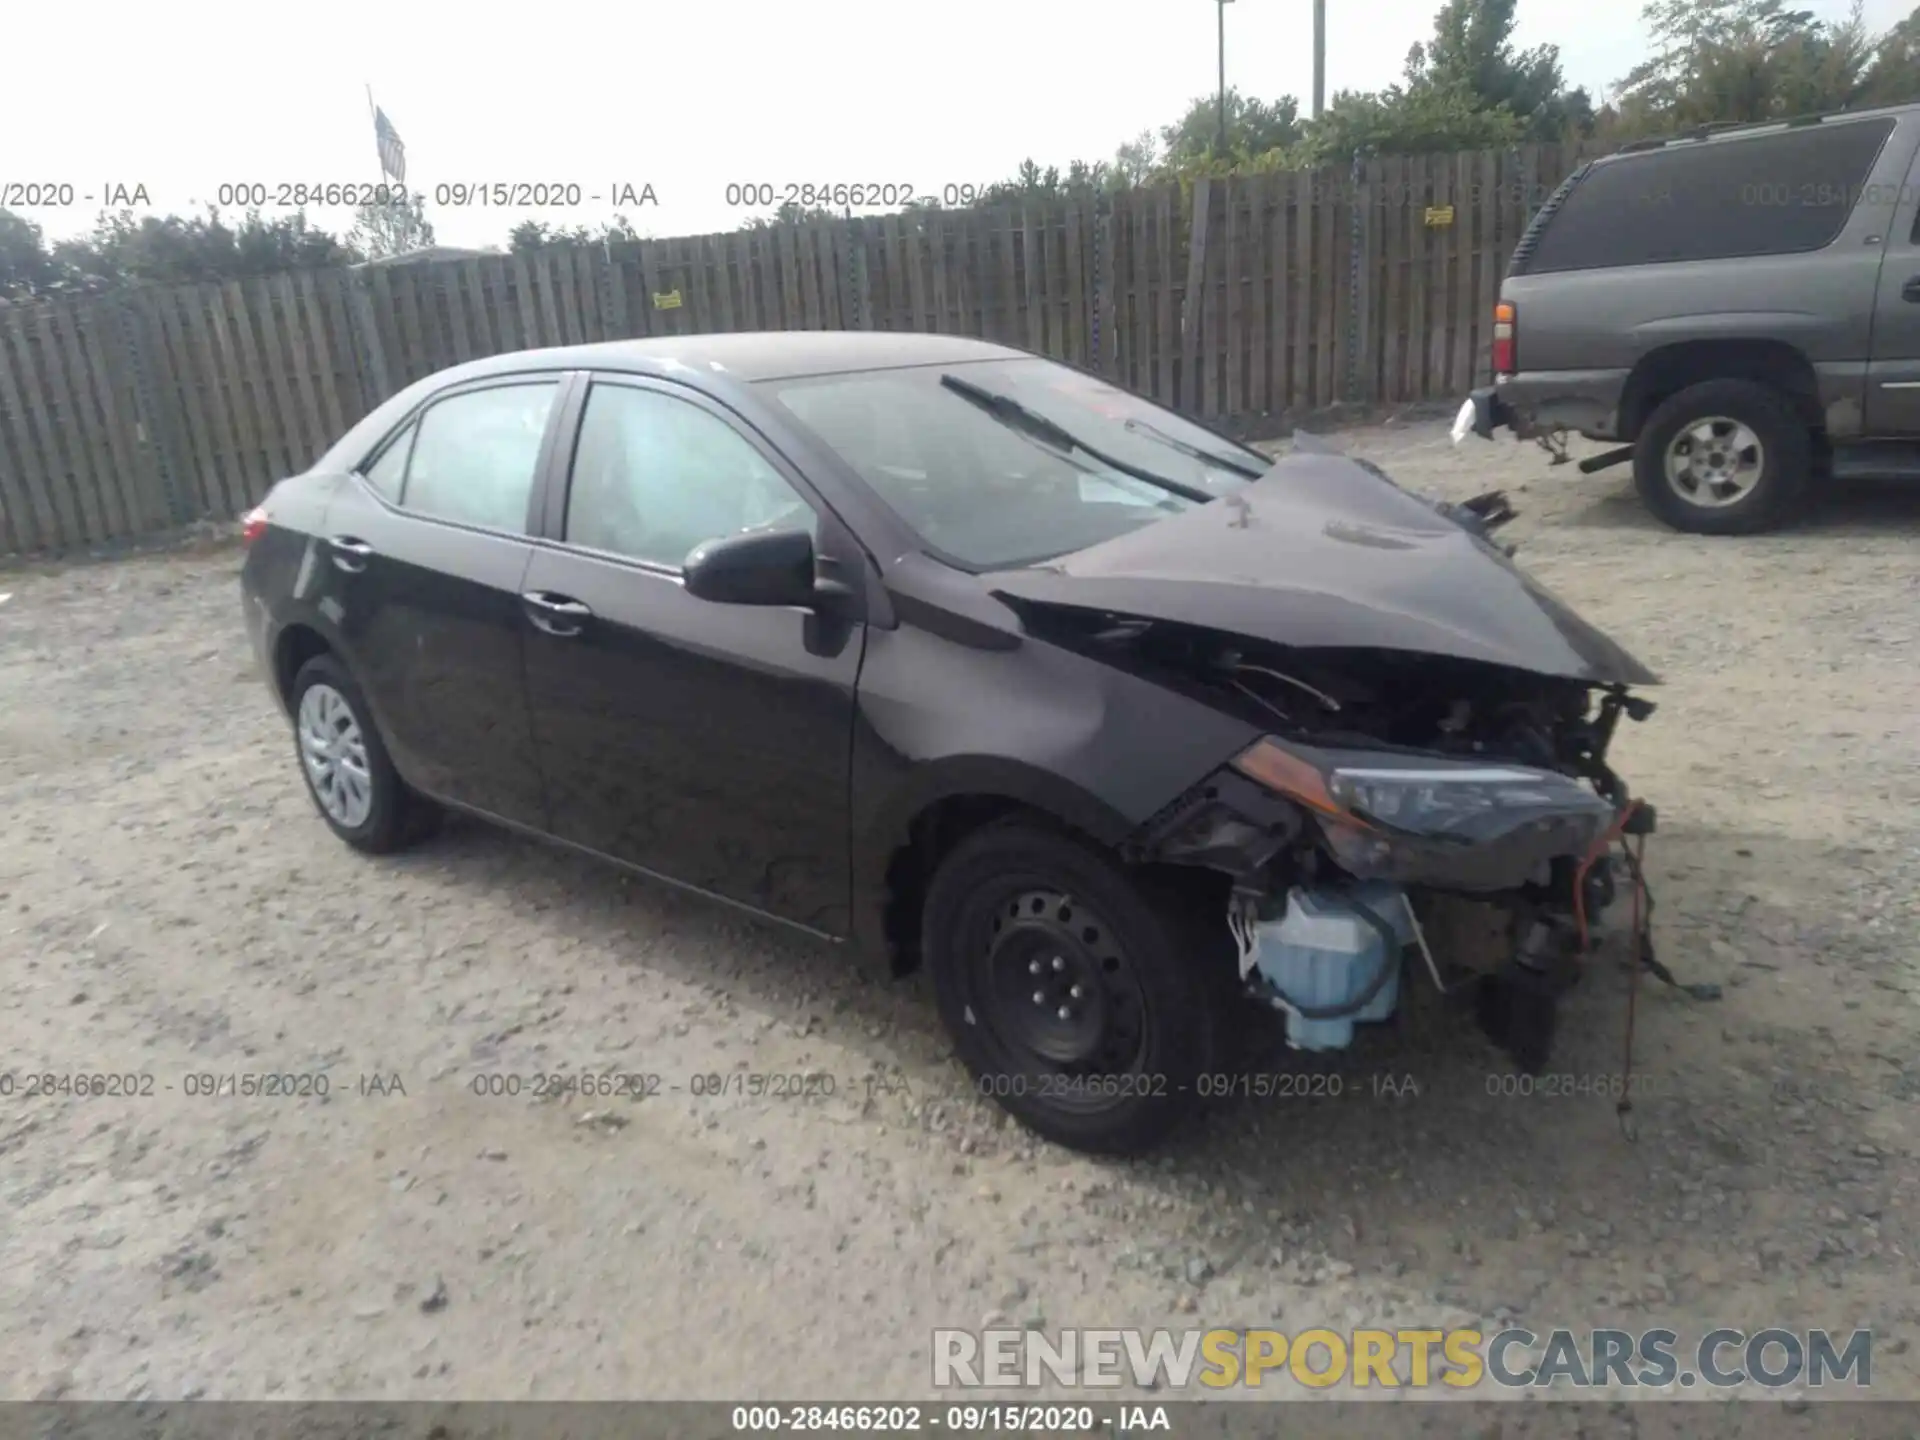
289 654 442 854
922 819 1228 1155
1632 379 1812 535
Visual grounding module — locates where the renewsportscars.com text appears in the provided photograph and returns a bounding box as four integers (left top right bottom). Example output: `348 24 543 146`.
932 1326 1874 1391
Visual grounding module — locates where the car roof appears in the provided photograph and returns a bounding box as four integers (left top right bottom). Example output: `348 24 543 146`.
433 330 1032 386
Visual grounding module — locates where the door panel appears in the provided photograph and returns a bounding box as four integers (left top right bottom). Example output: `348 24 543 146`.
319 380 564 827
1865 142 1920 434
519 376 863 933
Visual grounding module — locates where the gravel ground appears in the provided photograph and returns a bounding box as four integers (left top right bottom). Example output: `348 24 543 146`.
2 419 1916 1406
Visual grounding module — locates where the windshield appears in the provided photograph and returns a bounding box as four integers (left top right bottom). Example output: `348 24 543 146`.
758 357 1266 568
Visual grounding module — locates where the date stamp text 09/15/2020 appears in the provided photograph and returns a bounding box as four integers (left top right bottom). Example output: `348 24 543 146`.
0 1068 1675 1104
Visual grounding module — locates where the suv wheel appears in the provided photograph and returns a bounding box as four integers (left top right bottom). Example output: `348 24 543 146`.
922 820 1227 1156
1633 379 1812 535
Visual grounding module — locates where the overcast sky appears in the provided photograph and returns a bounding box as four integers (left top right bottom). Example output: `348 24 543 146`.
4 0 1910 251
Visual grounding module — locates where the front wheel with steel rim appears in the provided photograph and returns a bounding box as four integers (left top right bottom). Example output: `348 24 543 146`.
922 820 1228 1155
1633 379 1811 535
289 653 441 854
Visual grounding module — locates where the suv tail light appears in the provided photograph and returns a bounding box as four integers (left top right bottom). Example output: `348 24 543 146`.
1491 302 1516 376
241 506 269 546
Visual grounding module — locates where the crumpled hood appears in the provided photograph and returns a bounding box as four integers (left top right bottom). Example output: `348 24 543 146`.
985 449 1658 686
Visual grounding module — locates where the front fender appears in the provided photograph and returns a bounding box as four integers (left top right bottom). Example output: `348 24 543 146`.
844 620 1259 960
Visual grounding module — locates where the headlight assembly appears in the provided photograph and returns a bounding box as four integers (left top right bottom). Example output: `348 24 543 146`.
1324 761 1613 841
1230 736 1619 887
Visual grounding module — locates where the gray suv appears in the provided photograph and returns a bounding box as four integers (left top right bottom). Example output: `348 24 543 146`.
1459 102 1920 534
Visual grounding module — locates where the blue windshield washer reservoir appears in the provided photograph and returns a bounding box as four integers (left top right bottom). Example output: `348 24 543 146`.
1252 882 1415 1051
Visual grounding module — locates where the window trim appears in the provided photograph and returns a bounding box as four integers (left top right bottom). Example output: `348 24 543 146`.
542 372 837 577
345 373 574 540
1908 132 1920 244
359 417 419 502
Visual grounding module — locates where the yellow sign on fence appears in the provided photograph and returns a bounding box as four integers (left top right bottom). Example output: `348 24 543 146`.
652 289 683 309
1424 205 1455 227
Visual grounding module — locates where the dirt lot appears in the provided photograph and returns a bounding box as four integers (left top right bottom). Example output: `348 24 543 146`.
2 418 1917 1405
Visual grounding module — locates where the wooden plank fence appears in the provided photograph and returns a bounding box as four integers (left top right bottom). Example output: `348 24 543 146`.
0 140 1605 559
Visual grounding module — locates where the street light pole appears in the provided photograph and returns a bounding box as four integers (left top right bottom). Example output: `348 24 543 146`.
1312 0 1326 118
1216 0 1233 158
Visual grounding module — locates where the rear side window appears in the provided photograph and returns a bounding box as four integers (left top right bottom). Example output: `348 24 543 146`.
362 423 414 501
1525 118 1896 273
396 382 560 533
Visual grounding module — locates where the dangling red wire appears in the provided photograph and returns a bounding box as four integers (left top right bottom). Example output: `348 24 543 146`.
1616 828 1651 1140
1574 798 1644 955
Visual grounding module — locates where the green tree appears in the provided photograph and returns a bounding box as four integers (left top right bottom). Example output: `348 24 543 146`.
31 207 359 291
1158 89 1304 168
1610 0 1876 127
349 191 435 259
0 210 73 298
1293 84 1526 165
1286 0 1587 163
745 200 840 227
1406 0 1593 139
511 215 648 249
1859 4 1920 104
1112 130 1161 186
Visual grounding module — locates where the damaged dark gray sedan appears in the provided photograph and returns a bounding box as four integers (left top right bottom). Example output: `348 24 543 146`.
240 331 1660 1155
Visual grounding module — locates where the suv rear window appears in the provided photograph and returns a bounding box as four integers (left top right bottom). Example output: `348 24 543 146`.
1523 117 1896 273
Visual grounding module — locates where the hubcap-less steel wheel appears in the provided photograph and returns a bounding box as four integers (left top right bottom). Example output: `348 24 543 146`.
1664 416 1764 509
298 683 374 829
977 889 1149 1104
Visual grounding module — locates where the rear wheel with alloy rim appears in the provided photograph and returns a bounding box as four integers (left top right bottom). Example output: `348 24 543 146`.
923 820 1226 1155
289 653 442 854
1632 379 1811 535
299 682 374 830
1663 416 1765 509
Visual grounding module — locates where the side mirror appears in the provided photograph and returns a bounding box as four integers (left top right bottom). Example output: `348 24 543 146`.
682 528 820 607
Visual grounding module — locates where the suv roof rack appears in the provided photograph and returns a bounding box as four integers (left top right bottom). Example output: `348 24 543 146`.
1610 109 1852 156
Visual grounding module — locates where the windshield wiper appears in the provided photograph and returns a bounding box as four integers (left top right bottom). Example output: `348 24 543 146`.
1122 417 1268 480
938 374 1214 504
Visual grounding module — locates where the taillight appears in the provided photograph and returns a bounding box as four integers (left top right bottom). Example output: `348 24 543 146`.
241 506 269 545
1491 301 1516 376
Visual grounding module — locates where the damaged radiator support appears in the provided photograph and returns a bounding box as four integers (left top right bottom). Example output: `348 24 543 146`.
1122 664 1719 1098
1214 792 1720 1110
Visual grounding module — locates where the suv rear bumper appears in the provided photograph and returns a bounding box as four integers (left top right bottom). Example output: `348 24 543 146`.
1463 387 1513 440
1491 371 1632 441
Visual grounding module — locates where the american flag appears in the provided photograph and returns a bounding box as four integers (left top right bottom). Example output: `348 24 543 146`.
373 107 407 186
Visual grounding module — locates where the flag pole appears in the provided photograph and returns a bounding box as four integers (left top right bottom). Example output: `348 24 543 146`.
366 85 382 187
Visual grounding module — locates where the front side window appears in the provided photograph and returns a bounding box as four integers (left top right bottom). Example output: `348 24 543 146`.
1526 118 1897 274
760 357 1265 569
398 382 560 533
564 382 818 568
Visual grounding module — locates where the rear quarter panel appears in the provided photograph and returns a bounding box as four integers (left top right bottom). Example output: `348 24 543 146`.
240 471 350 708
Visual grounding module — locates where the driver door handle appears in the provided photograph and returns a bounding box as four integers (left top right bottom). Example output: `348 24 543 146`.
522 590 592 637
1903 274 1920 303
326 535 374 572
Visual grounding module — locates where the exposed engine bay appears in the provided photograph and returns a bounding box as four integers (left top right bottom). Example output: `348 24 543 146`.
1008 491 1696 1088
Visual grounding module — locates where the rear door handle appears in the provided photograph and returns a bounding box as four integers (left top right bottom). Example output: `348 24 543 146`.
1903 275 1920 302
522 590 592 637
326 535 374 572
